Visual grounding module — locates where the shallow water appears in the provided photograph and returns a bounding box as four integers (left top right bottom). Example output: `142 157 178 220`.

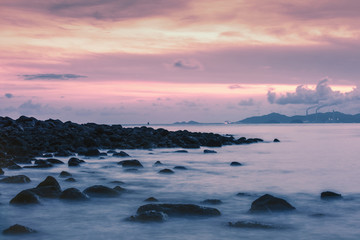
1 124 360 239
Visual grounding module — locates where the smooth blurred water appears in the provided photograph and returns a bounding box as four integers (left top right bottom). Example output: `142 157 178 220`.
1 124 360 239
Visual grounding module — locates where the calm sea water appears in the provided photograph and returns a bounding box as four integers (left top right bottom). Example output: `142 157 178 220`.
1 124 360 239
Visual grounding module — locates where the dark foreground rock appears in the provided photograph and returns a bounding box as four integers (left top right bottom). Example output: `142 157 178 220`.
118 159 143 168
136 204 221 217
0 175 31 183
30 176 62 198
249 194 296 213
10 190 40 205
68 157 85 167
321 191 342 200
0 116 263 159
3 224 37 235
83 185 120 198
60 188 89 200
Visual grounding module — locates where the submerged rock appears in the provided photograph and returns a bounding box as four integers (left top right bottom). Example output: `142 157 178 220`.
230 161 242 166
153 161 163 166
158 169 174 174
60 188 89 201
249 194 296 213
321 191 342 200
10 190 40 205
65 177 76 182
144 197 159 202
0 175 31 183
59 171 72 178
228 221 276 229
113 151 130 157
118 159 143 168
83 185 120 198
173 166 187 170
2 224 37 235
113 186 126 192
203 149 217 154
174 150 188 153
129 210 168 222
136 204 221 217
201 199 223 205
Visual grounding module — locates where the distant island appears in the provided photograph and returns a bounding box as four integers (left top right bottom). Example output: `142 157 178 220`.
235 111 360 124
173 120 200 125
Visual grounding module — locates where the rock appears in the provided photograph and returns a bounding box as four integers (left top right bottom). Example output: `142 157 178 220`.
136 204 221 217
2 224 37 235
204 149 217 154
129 210 168 222
228 221 276 229
68 157 84 167
118 159 143 168
10 190 40 204
173 166 187 170
46 158 64 164
30 176 62 198
0 175 31 183
65 177 76 182
24 160 53 168
83 185 120 198
60 188 89 200
144 197 159 202
273 138 280 142
230 161 242 166
321 191 342 200
174 150 188 153
153 161 163 166
59 171 72 178
0 168 3 175
42 153 53 157
55 149 73 157
113 186 126 192
12 157 32 164
158 169 174 174
110 180 125 184
7 164 22 170
201 199 223 205
107 150 117 154
236 192 253 197
113 151 130 157
83 148 100 157
249 194 296 213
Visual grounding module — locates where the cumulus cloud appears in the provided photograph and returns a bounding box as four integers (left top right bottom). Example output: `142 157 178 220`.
5 93 14 98
20 74 87 80
238 98 254 106
173 59 203 70
268 79 360 113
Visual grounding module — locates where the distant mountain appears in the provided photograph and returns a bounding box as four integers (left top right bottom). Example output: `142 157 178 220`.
236 112 360 124
173 120 201 125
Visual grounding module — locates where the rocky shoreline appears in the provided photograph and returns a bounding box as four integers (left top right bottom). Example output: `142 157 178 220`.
0 116 264 165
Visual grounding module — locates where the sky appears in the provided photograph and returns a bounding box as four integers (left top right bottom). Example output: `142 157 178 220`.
1 0 360 124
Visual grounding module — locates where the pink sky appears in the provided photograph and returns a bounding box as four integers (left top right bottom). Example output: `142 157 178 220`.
1 0 360 123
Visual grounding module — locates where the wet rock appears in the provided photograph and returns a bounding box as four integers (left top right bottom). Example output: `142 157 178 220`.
0 168 4 175
65 177 76 182
136 204 221 217
273 138 280 142
59 171 72 178
55 149 73 157
110 180 125 184
0 175 31 183
83 148 100 157
113 186 126 192
46 158 64 164
228 221 276 229
158 169 174 174
2 224 37 235
118 159 143 168
129 210 168 222
230 161 242 166
204 149 217 154
10 190 40 204
24 160 53 168
173 166 187 170
68 157 84 167
174 150 188 153
201 199 223 205
83 185 120 198
321 191 342 200
60 188 89 201
30 176 62 198
7 164 22 170
113 151 130 157
153 161 163 166
42 153 53 158
249 194 295 213
144 197 159 202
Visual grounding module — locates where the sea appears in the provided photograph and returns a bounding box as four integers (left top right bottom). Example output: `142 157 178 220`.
1 124 360 240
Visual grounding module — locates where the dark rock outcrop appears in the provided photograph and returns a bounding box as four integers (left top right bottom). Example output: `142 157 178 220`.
30 176 62 198
118 159 143 168
204 149 217 154
158 169 174 174
60 188 89 200
10 190 40 204
113 151 130 157
83 185 120 198
68 157 84 167
249 194 296 213
129 210 168 222
273 138 280 142
2 224 37 235
0 175 31 183
153 161 163 166
201 199 222 205
173 166 187 170
230 161 242 166
321 191 342 200
136 204 221 217
59 171 72 178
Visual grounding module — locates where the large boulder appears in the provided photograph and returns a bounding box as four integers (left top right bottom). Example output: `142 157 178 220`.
321 191 342 200
83 185 120 198
2 224 37 235
0 175 31 183
249 194 296 213
136 204 221 217
60 188 89 201
30 176 62 198
129 210 168 222
118 159 143 168
10 190 40 205
68 157 84 167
